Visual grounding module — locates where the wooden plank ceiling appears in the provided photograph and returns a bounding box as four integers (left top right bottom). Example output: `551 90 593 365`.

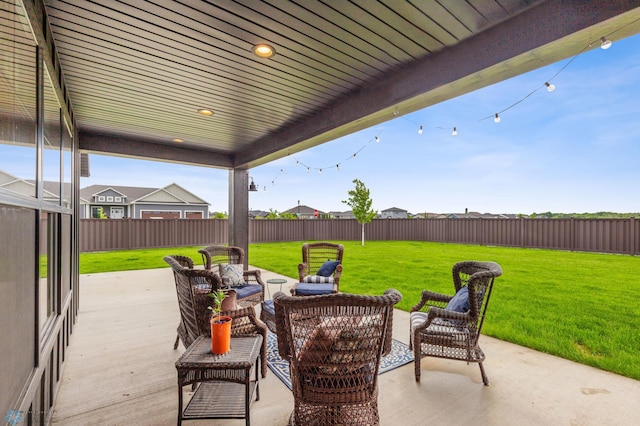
43 0 640 169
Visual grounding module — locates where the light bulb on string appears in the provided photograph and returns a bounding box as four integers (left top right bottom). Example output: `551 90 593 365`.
272 180 275 186
494 113 501 123
452 127 457 137
418 125 423 135
306 167 310 173
375 136 380 143
600 36 612 49
296 160 299 166
336 164 340 171
280 169 284 174
318 168 322 174
545 82 555 92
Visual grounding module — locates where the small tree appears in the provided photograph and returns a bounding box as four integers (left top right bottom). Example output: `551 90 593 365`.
342 179 377 246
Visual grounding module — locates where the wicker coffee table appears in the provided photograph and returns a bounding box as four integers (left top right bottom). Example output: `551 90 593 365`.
175 335 262 425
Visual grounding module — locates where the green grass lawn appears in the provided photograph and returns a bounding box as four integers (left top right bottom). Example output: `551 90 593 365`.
79 241 640 381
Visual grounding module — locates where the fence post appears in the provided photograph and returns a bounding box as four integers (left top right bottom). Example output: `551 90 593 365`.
630 217 636 255
570 217 575 252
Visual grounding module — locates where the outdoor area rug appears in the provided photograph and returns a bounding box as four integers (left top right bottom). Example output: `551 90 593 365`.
266 331 414 390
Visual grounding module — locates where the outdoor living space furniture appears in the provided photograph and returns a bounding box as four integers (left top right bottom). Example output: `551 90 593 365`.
290 242 344 296
164 255 268 377
274 289 402 425
175 335 262 425
199 245 265 306
410 260 503 385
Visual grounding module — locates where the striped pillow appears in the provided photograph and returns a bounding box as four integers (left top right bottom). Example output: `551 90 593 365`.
303 275 335 284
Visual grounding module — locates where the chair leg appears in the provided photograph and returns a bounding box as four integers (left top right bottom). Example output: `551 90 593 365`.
478 361 489 386
173 334 180 350
413 335 422 382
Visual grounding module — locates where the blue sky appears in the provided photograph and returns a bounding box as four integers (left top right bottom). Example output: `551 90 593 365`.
81 33 640 215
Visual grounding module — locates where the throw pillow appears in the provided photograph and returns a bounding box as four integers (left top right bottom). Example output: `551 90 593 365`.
445 286 469 312
303 275 334 284
218 263 244 287
317 260 340 277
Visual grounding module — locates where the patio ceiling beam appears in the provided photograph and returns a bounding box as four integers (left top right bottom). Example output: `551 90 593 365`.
78 130 233 168
234 0 640 168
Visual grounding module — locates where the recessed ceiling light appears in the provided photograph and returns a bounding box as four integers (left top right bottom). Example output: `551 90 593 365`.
252 43 276 58
173 138 183 143
197 109 214 116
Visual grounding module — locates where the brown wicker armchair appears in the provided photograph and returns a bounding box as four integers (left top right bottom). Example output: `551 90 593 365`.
410 260 503 385
291 242 344 296
274 289 402 425
198 245 265 307
164 255 268 377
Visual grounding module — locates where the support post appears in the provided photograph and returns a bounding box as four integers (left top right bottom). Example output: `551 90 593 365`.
228 169 250 269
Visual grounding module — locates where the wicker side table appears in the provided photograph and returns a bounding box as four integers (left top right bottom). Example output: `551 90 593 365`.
175 335 262 425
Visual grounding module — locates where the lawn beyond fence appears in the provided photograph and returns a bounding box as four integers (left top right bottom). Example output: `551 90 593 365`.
79 241 640 381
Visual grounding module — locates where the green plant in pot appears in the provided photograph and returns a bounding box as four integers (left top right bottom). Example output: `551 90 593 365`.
208 289 232 354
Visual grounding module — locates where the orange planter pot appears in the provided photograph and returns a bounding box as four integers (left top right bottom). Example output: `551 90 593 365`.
210 315 232 354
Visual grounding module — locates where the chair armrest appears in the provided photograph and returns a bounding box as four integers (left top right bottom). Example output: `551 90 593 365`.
333 264 343 288
412 306 470 332
297 263 309 282
410 290 451 312
243 270 265 289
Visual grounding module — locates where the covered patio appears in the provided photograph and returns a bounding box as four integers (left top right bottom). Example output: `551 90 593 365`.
51 267 640 425
4 1 640 422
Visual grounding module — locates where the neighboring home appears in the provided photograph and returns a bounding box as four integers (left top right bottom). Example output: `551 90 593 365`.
0 171 72 208
379 207 408 219
80 183 209 219
329 210 355 219
282 204 325 219
249 209 269 218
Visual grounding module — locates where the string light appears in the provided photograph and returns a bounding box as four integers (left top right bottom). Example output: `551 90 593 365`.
259 26 629 192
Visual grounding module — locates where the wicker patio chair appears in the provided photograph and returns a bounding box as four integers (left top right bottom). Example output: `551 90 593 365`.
198 245 265 307
410 260 503 385
291 242 344 296
164 255 268 377
274 289 402 425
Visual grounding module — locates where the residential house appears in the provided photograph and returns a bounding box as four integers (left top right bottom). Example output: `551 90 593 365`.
79 183 209 219
329 210 356 219
282 204 325 219
0 171 72 209
379 207 408 219
249 209 269 218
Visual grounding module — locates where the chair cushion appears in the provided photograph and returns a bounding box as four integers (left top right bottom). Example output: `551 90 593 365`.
218 263 245 287
294 283 335 296
303 275 335 284
262 299 275 317
445 286 469 312
317 260 340 277
232 284 262 299
410 311 428 331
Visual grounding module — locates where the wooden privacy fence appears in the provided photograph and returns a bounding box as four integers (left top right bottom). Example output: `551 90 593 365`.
79 217 639 255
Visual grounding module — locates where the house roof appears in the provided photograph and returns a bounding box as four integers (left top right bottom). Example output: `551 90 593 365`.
80 183 209 205
282 205 324 215
37 1 640 170
381 207 408 213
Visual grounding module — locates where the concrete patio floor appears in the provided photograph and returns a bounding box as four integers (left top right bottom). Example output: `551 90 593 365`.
51 267 640 425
